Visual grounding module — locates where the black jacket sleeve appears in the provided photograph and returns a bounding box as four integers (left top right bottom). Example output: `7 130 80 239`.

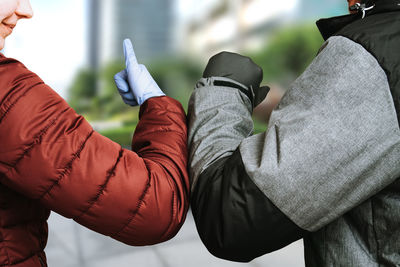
191 148 308 262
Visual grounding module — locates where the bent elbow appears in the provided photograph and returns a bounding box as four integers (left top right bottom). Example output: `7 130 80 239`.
112 212 186 246
199 232 258 263
114 187 189 246
194 216 260 262
194 207 292 262
199 226 293 263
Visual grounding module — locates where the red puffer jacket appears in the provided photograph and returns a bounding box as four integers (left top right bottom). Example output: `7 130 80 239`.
0 55 189 267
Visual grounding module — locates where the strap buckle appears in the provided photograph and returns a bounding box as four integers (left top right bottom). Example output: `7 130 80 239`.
349 2 375 19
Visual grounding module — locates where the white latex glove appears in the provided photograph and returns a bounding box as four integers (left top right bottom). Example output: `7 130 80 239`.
114 39 165 106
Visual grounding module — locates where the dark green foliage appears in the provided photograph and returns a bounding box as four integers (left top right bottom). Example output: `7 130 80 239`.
68 57 201 118
147 57 202 110
97 61 131 117
99 124 136 146
250 24 324 86
68 69 97 114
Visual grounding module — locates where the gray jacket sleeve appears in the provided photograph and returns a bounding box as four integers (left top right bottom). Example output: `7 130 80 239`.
188 36 400 261
188 76 254 188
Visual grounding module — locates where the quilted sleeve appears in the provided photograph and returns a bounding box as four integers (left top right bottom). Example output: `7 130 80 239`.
0 56 189 245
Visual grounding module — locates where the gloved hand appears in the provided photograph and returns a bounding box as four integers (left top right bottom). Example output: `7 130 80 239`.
203 51 269 107
114 39 165 106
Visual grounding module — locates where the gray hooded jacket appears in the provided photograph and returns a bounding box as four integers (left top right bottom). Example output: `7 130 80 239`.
188 1 400 266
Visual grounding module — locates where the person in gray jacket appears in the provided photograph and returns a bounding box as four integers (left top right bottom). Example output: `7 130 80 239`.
188 0 400 266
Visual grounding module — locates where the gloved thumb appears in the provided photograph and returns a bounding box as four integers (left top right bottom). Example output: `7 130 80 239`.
123 39 139 72
254 86 270 107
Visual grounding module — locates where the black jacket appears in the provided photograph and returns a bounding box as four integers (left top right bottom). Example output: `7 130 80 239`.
188 0 400 265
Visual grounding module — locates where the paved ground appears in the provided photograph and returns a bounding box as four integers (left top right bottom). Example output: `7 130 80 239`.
46 211 305 267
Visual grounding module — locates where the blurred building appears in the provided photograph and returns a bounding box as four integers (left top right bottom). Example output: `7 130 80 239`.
88 0 101 70
183 0 347 60
88 0 174 70
183 0 298 59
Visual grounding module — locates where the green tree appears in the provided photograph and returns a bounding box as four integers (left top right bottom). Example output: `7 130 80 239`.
251 24 324 86
67 56 201 120
97 61 130 117
68 68 97 114
148 57 202 108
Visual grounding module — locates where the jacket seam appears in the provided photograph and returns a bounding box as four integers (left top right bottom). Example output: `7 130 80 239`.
160 165 178 238
135 129 185 135
0 250 41 267
74 147 124 220
164 190 177 238
113 171 151 237
134 129 186 140
0 81 43 125
274 125 281 165
141 103 184 115
5 108 69 175
0 230 11 266
338 34 400 126
323 226 327 264
371 198 381 267
39 130 94 200
337 35 390 82
336 35 396 113
1 218 46 229
38 255 45 267
170 191 176 228
144 109 184 116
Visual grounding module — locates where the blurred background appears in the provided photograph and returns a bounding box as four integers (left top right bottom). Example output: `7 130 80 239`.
2 0 348 266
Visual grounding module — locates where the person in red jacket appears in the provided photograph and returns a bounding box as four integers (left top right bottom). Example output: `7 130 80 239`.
0 0 189 266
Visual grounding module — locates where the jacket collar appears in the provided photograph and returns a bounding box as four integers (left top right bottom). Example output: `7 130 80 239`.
316 0 400 40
